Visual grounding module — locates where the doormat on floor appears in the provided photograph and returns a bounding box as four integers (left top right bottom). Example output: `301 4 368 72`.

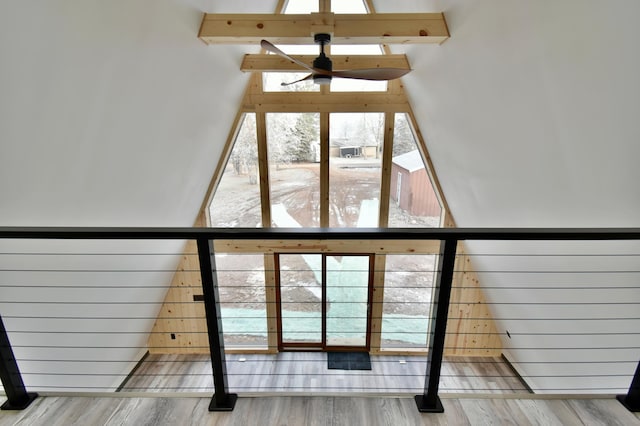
327 351 372 370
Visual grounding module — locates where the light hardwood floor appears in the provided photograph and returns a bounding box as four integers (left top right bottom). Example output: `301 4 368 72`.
4 353 637 425
121 353 528 394
1 395 639 426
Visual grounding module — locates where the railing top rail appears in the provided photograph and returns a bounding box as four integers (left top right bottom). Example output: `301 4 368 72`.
0 227 639 241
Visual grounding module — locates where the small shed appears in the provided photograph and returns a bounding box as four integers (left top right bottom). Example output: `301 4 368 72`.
330 137 378 159
339 146 362 158
390 150 441 217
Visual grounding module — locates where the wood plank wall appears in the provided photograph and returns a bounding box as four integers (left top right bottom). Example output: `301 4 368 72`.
444 244 502 356
148 213 209 354
147 218 502 356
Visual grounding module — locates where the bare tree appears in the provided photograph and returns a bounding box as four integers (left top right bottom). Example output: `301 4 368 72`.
393 113 416 156
229 114 258 183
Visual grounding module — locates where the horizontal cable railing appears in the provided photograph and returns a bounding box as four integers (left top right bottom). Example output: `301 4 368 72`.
0 227 639 413
452 242 639 399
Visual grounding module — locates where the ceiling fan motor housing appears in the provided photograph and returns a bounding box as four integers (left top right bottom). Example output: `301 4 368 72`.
313 54 332 72
313 33 332 84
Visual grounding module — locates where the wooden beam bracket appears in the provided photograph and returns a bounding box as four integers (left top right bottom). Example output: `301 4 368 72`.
310 12 335 37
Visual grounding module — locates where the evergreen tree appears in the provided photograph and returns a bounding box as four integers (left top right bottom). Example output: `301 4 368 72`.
289 113 319 162
267 113 296 167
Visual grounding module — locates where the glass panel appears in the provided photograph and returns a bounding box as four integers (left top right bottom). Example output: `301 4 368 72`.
332 0 367 13
263 45 319 93
326 255 370 347
216 253 268 349
330 77 387 93
209 113 262 227
284 0 318 13
381 114 440 350
279 254 322 343
381 254 435 350
331 45 383 55
263 72 319 92
267 113 321 227
389 113 442 228
329 113 384 227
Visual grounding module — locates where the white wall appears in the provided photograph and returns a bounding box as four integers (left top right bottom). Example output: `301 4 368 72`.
0 239 181 391
0 0 271 391
396 0 640 228
466 239 640 393
0 0 257 228
377 0 640 393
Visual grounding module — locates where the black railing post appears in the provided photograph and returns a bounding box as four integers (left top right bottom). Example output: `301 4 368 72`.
196 238 237 411
415 238 457 413
617 360 640 412
0 314 38 410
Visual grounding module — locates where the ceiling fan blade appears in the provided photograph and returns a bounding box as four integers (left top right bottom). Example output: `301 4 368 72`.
280 74 313 86
260 38 411 84
329 67 411 81
260 40 315 73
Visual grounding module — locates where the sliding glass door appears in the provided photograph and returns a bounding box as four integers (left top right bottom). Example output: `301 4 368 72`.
276 254 323 348
277 253 373 351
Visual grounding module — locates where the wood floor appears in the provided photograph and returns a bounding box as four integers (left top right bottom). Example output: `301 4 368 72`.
121 353 528 394
1 395 639 426
3 353 637 425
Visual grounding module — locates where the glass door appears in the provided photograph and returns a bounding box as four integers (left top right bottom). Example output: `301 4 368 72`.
276 254 323 348
277 253 373 351
324 254 373 350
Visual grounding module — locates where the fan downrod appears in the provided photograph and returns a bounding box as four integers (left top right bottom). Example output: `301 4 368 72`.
314 33 331 46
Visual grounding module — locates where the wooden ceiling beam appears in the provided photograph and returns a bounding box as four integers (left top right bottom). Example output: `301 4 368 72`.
241 53 410 72
242 92 410 113
199 12 449 45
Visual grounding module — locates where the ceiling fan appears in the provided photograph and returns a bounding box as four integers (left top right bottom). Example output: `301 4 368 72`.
260 33 411 86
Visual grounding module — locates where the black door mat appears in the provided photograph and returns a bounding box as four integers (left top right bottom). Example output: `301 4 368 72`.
327 351 371 370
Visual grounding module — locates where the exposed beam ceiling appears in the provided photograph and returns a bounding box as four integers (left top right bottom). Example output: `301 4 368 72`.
199 13 449 45
240 54 411 72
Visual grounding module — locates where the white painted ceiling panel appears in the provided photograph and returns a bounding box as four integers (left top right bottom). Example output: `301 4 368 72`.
394 0 640 227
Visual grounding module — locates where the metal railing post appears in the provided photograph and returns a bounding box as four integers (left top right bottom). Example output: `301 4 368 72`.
196 238 237 411
0 314 38 410
617 360 640 412
415 239 457 413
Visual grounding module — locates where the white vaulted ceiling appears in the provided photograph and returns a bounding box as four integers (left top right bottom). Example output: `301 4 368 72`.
0 0 269 226
1 0 639 229
390 0 640 228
